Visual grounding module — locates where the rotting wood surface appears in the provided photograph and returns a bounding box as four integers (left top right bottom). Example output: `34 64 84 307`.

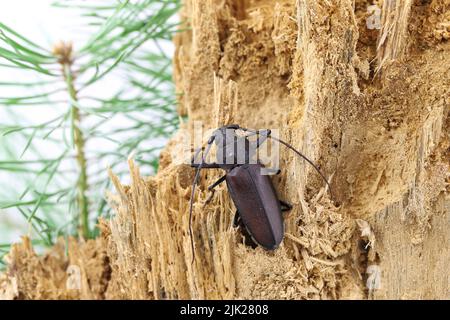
1 0 449 300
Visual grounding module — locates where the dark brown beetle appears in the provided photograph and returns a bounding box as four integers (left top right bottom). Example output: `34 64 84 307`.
189 124 332 260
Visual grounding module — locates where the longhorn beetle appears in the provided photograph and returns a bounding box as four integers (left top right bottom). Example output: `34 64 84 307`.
189 124 332 262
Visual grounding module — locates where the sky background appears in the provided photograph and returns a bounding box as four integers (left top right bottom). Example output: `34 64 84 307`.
0 1 175 245
0 1 78 243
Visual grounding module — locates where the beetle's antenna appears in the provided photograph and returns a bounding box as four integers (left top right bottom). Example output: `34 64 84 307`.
191 142 207 164
240 127 333 200
268 135 334 201
189 135 215 264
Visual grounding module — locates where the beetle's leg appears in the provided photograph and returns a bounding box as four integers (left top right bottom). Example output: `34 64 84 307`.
279 200 292 212
208 174 227 190
190 162 222 169
233 210 241 227
191 147 220 168
205 174 227 204
233 210 258 248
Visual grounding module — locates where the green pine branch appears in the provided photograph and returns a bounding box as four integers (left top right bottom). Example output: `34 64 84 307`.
0 0 181 260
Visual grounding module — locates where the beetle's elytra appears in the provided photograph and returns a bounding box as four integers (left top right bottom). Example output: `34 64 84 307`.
189 124 332 261
227 163 284 250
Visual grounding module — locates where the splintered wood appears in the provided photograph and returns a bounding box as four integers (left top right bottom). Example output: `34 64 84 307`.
107 160 235 299
106 159 357 300
1 0 449 300
376 0 413 73
0 237 109 300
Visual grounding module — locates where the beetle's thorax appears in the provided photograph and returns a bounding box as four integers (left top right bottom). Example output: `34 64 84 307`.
213 128 251 166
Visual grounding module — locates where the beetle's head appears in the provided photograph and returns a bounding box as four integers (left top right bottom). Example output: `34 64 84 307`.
210 124 247 165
